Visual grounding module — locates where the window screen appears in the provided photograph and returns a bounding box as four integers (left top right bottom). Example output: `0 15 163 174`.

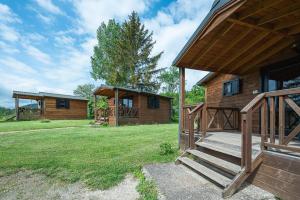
56 99 70 109
147 96 160 109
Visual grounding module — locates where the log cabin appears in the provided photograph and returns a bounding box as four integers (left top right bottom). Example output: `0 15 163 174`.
173 0 300 199
93 85 172 126
13 91 88 120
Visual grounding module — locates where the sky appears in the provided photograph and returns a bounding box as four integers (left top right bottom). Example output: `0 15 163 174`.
0 0 213 108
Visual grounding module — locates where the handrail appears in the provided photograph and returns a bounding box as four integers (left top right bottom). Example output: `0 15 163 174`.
241 87 300 172
187 103 204 115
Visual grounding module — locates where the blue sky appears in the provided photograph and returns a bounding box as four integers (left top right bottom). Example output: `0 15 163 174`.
0 0 213 108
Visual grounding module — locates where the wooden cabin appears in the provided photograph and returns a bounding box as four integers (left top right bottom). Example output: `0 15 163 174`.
173 0 300 199
13 91 88 120
93 85 172 126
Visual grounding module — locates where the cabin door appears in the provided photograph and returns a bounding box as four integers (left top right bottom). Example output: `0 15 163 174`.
261 57 300 138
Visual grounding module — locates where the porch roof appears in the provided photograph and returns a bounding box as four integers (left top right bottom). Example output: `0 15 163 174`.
93 85 173 99
12 91 88 101
173 0 300 75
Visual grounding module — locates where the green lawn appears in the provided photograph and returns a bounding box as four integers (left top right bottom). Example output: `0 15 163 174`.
0 122 178 190
0 120 92 132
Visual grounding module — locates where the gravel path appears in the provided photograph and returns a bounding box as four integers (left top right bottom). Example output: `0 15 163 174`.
0 171 139 200
143 163 276 200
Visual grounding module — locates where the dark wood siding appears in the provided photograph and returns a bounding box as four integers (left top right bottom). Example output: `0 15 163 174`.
43 97 87 119
248 152 300 200
205 71 260 132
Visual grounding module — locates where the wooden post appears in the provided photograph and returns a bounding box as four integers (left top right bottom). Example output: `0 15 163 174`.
260 98 267 150
201 104 207 141
189 113 195 149
15 97 19 120
269 97 275 144
179 67 185 149
279 96 285 145
115 89 119 126
94 95 97 121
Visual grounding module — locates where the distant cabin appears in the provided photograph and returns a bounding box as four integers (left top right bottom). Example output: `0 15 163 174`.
12 91 88 120
93 85 172 126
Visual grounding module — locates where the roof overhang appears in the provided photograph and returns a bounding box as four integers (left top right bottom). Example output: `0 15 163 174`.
173 0 300 75
12 91 88 101
93 85 173 99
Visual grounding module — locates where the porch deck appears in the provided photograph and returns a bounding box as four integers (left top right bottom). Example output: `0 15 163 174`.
199 131 300 159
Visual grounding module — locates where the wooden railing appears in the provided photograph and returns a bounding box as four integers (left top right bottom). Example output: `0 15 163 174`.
241 87 300 172
182 104 240 149
95 106 139 121
18 108 41 120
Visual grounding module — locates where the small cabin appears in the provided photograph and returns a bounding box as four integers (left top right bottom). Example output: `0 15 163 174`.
12 91 88 120
173 0 300 199
93 85 172 126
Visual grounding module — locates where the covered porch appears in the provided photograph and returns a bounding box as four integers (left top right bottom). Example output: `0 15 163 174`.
12 91 43 120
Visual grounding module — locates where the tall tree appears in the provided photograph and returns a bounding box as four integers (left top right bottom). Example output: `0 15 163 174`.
73 84 95 99
159 67 179 93
91 12 163 91
119 11 163 91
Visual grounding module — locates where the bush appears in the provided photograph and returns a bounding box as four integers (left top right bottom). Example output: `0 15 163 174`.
40 119 51 123
159 142 174 155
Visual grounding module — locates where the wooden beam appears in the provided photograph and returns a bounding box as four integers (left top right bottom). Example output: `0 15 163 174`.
240 38 294 74
285 97 300 116
274 17 300 31
269 97 276 144
15 97 19 121
264 142 300 153
237 0 284 20
115 89 119 126
229 35 282 74
288 24 300 35
261 98 267 150
258 4 300 26
278 96 285 145
283 124 300 145
217 31 269 72
179 67 185 149
205 28 252 70
191 22 233 67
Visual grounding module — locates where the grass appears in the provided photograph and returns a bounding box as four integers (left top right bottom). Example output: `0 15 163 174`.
0 122 178 190
0 119 92 132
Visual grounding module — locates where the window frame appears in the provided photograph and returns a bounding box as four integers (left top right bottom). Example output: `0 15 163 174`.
147 95 160 109
223 79 241 96
121 97 133 108
56 98 70 109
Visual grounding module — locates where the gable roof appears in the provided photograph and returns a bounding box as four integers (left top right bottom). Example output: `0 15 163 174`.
12 91 88 101
93 85 173 99
197 72 218 86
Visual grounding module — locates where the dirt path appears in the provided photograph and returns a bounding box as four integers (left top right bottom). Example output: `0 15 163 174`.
0 171 139 200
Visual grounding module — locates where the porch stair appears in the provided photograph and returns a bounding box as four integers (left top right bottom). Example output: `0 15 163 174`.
176 139 262 198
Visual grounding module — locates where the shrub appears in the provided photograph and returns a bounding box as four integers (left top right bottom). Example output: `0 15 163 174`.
159 142 174 155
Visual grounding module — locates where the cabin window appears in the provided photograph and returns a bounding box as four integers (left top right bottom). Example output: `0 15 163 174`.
122 98 133 108
56 99 70 109
147 96 160 109
223 79 240 96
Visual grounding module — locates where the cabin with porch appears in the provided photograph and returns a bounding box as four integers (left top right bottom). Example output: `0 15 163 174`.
173 0 300 199
13 91 88 120
93 85 172 126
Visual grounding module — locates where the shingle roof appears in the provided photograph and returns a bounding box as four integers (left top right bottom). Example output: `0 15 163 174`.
172 0 233 66
12 91 88 101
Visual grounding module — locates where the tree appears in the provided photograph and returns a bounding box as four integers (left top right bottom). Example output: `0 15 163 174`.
159 67 179 93
91 12 163 92
73 84 95 119
185 85 205 105
73 84 95 99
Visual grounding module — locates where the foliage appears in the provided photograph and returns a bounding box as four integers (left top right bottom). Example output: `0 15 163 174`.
96 96 109 109
73 84 95 119
0 123 178 189
134 169 158 200
185 85 205 105
0 107 15 120
73 84 95 100
159 67 179 93
159 142 174 155
91 12 163 92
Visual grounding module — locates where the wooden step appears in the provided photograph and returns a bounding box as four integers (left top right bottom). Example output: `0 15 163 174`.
196 141 242 159
187 149 240 175
177 157 232 188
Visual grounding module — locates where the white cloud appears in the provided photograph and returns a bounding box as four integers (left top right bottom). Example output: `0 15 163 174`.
0 41 20 54
25 45 51 64
0 3 20 42
0 23 19 42
37 13 53 24
0 57 37 74
72 0 152 34
144 0 213 89
0 3 21 23
35 0 63 15
54 35 75 45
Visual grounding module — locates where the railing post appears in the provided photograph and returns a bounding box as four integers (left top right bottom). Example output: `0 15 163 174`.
189 113 195 149
279 96 285 145
179 67 185 149
201 104 207 141
261 98 267 150
269 97 275 144
241 112 252 172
